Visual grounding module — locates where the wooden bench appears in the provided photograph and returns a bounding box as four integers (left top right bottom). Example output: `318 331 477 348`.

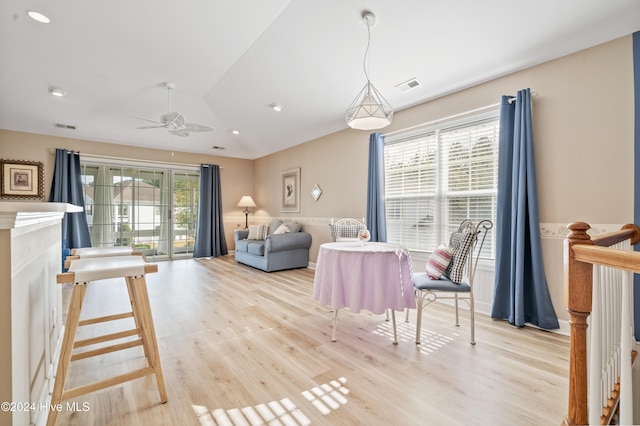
47 255 167 426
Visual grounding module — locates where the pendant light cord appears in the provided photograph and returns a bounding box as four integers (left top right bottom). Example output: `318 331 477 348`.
362 16 372 83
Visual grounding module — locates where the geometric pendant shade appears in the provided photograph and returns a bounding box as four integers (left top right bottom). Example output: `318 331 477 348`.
346 80 393 130
345 11 393 131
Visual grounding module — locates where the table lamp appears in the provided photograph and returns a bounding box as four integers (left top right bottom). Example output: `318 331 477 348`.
237 195 257 229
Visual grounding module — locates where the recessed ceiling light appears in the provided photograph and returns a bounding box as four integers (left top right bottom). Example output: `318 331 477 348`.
270 103 283 112
26 10 50 23
48 86 65 97
232 129 240 135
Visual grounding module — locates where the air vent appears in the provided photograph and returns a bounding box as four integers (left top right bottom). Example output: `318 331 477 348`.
395 78 421 93
54 123 76 130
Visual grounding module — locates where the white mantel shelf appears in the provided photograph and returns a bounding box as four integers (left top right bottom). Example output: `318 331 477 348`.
0 201 82 229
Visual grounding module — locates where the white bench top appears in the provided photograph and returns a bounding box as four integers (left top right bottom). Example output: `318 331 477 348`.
67 256 149 283
72 247 134 257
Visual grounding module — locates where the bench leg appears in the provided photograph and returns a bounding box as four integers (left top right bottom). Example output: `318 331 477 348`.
128 275 168 403
47 284 87 426
125 277 148 358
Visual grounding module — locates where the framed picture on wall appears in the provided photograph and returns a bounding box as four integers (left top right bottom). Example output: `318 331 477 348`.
281 167 300 212
0 159 45 200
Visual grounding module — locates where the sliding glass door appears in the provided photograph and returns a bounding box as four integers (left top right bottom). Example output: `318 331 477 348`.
80 163 199 260
172 172 199 258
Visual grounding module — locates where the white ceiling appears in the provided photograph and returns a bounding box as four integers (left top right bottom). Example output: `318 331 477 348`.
1 1 639 160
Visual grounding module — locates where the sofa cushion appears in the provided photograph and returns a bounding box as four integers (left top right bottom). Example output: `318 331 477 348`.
273 223 290 234
284 221 302 233
248 242 265 256
235 239 250 253
248 224 268 240
268 219 283 235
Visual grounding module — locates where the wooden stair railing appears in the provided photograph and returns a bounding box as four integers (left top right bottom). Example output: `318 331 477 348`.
564 222 640 425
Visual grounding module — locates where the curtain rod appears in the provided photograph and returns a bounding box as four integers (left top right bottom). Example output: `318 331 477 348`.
507 90 539 104
48 149 222 169
383 90 538 138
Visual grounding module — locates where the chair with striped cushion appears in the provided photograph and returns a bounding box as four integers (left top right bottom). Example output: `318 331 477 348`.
412 219 493 345
329 217 367 242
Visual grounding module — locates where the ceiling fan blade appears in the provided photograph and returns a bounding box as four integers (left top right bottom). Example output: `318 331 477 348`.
137 124 167 129
183 123 213 132
169 129 189 137
130 114 162 125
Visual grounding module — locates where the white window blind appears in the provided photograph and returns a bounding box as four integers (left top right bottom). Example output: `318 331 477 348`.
384 116 499 259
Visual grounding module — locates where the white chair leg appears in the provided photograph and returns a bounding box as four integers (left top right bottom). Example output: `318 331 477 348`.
454 293 460 326
469 292 476 345
405 308 410 323
415 292 424 345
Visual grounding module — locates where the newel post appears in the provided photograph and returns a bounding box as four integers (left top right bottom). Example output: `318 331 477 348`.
563 222 594 426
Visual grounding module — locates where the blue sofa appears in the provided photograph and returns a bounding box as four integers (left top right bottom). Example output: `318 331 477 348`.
234 220 312 272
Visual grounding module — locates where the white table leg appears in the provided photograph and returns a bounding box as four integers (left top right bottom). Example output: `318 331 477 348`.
391 310 398 344
332 308 339 342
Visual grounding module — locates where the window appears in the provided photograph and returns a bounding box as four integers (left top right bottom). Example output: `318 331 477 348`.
384 114 499 259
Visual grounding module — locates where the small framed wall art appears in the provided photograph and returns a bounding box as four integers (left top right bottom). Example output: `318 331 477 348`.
310 184 322 201
281 167 300 212
0 159 45 200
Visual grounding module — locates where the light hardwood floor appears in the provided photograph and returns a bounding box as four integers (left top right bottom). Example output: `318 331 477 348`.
55 255 569 425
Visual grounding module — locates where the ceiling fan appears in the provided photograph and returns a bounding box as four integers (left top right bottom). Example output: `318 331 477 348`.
134 82 213 137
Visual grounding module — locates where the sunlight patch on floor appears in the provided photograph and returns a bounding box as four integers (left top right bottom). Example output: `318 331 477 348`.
373 320 455 354
301 377 349 415
193 377 349 425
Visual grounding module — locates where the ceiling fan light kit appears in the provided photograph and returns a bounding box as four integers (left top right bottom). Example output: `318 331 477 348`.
346 11 393 131
134 82 213 137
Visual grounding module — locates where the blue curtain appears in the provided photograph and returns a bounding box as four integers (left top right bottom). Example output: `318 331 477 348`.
194 164 228 258
48 149 92 249
491 89 559 330
632 31 640 340
366 132 387 242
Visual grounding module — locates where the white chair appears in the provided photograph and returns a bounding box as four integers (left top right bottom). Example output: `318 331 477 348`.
329 217 367 242
412 219 493 345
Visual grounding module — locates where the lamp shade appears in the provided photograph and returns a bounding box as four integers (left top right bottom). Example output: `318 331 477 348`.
237 195 256 208
346 82 393 131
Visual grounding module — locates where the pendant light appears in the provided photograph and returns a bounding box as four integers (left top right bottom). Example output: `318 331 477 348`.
346 11 393 130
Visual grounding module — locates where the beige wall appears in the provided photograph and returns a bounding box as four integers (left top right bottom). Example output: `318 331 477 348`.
254 35 636 324
0 35 634 325
0 131 255 247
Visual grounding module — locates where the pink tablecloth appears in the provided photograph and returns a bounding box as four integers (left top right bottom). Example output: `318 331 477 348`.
313 242 416 314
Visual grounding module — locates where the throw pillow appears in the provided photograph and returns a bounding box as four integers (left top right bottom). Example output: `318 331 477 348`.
247 224 268 240
268 219 283 235
284 221 302 233
444 231 476 284
273 223 290 234
426 244 453 279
